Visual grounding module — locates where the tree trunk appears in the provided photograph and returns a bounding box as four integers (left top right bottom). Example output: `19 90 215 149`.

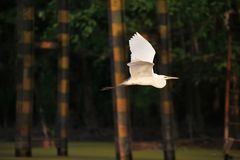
193 86 205 135
178 14 186 51
186 83 194 140
80 54 98 131
190 21 200 54
108 0 132 159
15 0 34 157
57 0 70 156
156 0 176 160
213 87 220 112
231 73 240 139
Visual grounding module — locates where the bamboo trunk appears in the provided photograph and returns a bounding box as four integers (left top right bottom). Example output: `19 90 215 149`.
108 0 132 159
57 0 70 156
156 0 175 160
15 0 34 157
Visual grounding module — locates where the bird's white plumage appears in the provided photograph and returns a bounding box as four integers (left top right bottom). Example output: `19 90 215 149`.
102 32 178 91
127 61 153 78
129 32 156 63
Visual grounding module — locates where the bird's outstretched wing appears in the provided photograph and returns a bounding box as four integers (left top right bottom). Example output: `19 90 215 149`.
127 61 154 78
129 32 156 63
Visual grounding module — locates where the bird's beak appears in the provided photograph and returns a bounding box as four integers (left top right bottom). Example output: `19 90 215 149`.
164 76 179 80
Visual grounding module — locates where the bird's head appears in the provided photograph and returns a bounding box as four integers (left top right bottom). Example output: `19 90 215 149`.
152 75 179 89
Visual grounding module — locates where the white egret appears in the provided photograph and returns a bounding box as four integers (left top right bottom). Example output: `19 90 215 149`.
103 32 178 90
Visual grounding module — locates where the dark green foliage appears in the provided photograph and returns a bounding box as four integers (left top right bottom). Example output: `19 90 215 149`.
125 0 156 33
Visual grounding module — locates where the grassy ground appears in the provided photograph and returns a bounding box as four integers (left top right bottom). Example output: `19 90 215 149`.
0 142 239 160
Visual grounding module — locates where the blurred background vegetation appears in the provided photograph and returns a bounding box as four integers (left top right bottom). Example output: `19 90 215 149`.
0 0 239 142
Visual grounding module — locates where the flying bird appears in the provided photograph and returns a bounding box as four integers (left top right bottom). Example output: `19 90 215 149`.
103 32 178 90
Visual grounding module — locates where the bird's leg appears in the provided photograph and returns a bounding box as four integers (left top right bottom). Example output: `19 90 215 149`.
101 86 116 91
101 83 126 91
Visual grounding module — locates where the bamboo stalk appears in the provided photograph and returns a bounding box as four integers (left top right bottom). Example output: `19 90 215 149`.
108 0 132 159
57 0 69 156
156 0 175 160
15 0 34 157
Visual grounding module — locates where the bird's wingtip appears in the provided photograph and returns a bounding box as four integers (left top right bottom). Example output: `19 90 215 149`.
129 32 142 41
136 32 141 36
